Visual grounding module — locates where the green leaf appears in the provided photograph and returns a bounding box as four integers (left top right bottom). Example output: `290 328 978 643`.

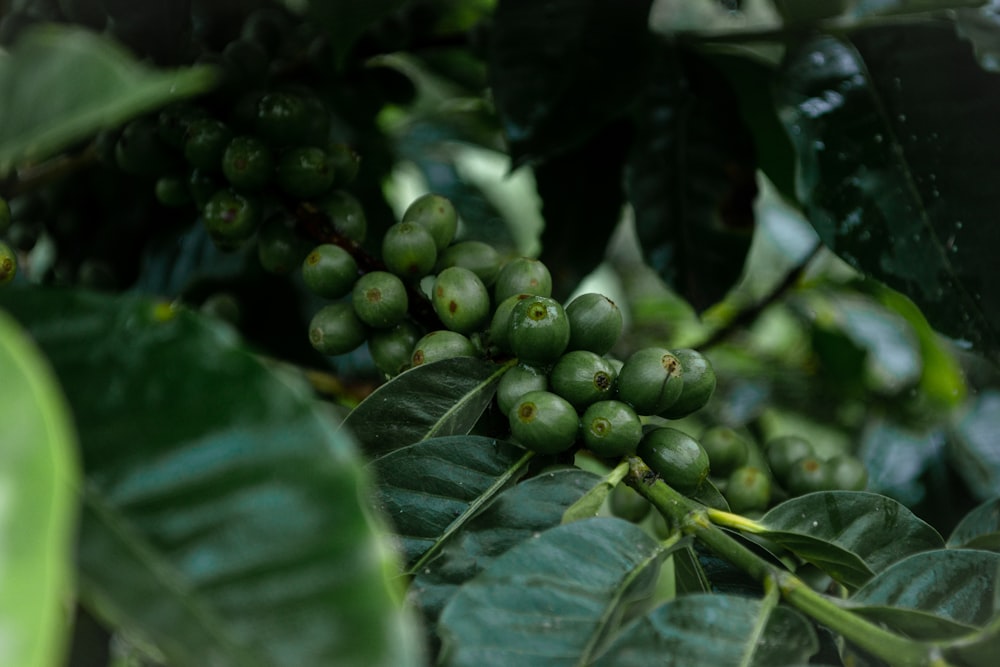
488 0 655 164
949 496 1000 550
437 517 670 666
341 356 512 458
410 468 602 642
0 309 79 667
0 24 216 174
0 288 421 667
757 491 944 589
561 461 628 524
955 3 1000 73
857 415 945 507
367 435 531 568
591 594 818 667
627 49 757 311
775 28 1000 356
950 390 1000 502
849 549 1000 639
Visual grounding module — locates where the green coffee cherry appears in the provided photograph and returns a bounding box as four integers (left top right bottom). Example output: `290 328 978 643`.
222 135 273 190
203 189 260 243
509 295 570 367
507 390 579 454
488 293 531 354
256 90 323 147
188 168 220 210
316 190 366 243
549 350 617 409
608 483 651 523
829 455 868 491
432 266 490 334
581 400 642 458
200 292 241 325
368 321 422 377
617 347 684 416
494 257 552 303
276 146 334 199
382 222 438 280
725 466 771 514
326 143 361 183
302 243 358 299
436 240 502 287
0 240 17 285
637 427 711 495
308 303 367 355
699 426 750 478
496 363 548 415
157 103 207 150
352 271 408 328
661 348 716 419
184 118 233 171
257 214 310 274
764 436 814 483
154 176 191 207
786 456 837 496
565 292 623 356
411 330 476 367
402 193 458 250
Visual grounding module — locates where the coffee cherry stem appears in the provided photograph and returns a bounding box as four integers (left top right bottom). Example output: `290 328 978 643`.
294 200 444 331
624 455 949 667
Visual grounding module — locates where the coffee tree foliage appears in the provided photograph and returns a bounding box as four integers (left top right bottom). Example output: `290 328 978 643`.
3 0 1000 665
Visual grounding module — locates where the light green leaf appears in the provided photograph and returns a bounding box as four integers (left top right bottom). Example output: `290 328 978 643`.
849 549 1000 639
591 594 818 667
342 356 512 458
757 491 944 589
0 24 216 174
0 309 79 667
367 435 531 568
437 518 669 666
948 496 1000 550
0 287 421 667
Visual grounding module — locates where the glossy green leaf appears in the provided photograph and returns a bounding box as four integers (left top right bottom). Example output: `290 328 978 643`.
948 496 1000 550
0 24 216 174
0 288 420 667
409 468 601 644
367 435 531 568
775 28 1000 356
627 49 757 311
757 491 944 589
949 390 1000 502
849 549 1000 639
591 594 818 667
488 0 654 164
341 356 512 458
0 309 79 667
437 517 669 667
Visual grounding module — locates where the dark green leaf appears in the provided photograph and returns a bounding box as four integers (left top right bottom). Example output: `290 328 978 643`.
0 25 216 174
0 309 79 667
627 49 757 311
955 3 1000 73
857 415 945 507
948 496 1000 550
367 435 530 567
341 357 512 458
849 548 1000 639
757 491 944 589
488 0 654 163
775 28 1000 356
437 517 669 666
409 468 602 642
0 288 420 667
949 390 1000 502
592 594 818 667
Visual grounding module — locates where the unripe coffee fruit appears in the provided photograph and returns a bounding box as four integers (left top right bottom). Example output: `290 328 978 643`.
369 321 422 377
786 456 836 496
565 292 623 355
302 243 358 299
699 425 750 478
352 271 408 328
432 266 490 334
489 293 531 354
608 483 651 523
402 193 458 250
411 330 476 366
509 295 570 366
829 455 868 491
309 303 367 355
436 240 501 286
496 363 548 415
617 347 684 415
382 221 437 279
581 400 642 458
661 348 716 418
637 427 711 495
508 390 579 454
725 466 772 513
494 257 552 302
765 436 814 483
549 350 617 408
